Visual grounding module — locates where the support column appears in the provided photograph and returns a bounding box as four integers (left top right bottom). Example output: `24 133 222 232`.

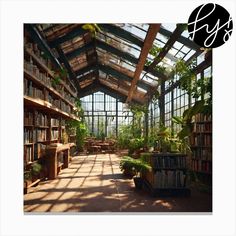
159 80 165 126
115 99 118 137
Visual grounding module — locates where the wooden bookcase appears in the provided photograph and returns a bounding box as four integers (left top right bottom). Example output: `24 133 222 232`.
190 113 212 186
24 29 79 192
143 153 191 196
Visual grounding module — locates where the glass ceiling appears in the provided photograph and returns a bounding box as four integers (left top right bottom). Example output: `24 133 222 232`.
36 23 200 103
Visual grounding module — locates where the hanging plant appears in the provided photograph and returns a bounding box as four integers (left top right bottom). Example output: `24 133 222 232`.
52 67 69 87
149 44 163 57
82 24 101 37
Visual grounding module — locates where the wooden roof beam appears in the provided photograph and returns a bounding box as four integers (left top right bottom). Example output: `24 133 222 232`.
99 79 143 104
99 24 144 48
147 24 185 73
159 26 200 51
48 26 87 47
126 24 161 103
144 24 186 101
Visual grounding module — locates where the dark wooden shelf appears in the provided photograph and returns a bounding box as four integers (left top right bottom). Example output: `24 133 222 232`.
25 48 77 97
35 125 49 128
24 142 34 145
194 171 212 175
24 124 34 127
192 131 212 134
192 158 212 161
37 140 49 143
152 152 187 157
194 120 212 124
153 168 188 171
191 145 212 148
24 69 76 108
143 179 191 197
24 95 80 121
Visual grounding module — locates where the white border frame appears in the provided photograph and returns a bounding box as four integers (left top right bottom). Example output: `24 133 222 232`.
0 0 235 235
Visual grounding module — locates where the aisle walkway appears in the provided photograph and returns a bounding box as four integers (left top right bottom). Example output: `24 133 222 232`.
24 153 212 212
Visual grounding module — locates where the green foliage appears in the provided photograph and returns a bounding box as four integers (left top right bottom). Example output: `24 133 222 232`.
171 101 209 153
41 51 50 60
172 59 212 115
52 67 68 87
173 59 196 93
149 44 162 57
52 76 61 87
66 120 88 151
82 24 101 37
140 152 152 163
154 65 166 74
24 163 42 181
96 120 105 140
128 138 145 155
145 60 152 66
66 99 88 151
74 98 85 117
129 104 148 116
31 163 42 176
119 156 151 177
117 124 133 149
118 104 148 154
24 171 32 181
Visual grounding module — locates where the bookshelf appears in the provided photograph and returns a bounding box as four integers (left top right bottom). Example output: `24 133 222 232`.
24 28 79 192
143 153 190 197
190 113 212 186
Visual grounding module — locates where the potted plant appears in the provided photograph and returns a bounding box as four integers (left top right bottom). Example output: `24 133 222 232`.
120 156 137 178
128 137 145 156
119 156 151 189
24 162 42 194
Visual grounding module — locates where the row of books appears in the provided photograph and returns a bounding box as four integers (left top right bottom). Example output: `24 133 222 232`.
64 92 75 104
151 156 187 169
191 148 212 160
24 60 52 88
25 111 66 128
47 94 61 109
24 128 49 143
37 129 47 142
51 118 59 126
24 79 44 100
190 134 212 146
24 60 75 104
192 159 212 173
153 170 186 188
25 42 52 69
24 146 33 163
61 119 66 126
24 80 73 115
51 130 59 140
24 111 34 126
61 101 72 114
24 129 36 143
194 113 212 122
193 123 212 132
34 143 46 160
35 111 48 126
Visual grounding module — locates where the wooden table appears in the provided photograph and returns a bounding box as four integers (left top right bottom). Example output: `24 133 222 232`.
46 143 74 179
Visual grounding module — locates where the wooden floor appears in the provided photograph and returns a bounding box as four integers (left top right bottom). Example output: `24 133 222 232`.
24 153 212 212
